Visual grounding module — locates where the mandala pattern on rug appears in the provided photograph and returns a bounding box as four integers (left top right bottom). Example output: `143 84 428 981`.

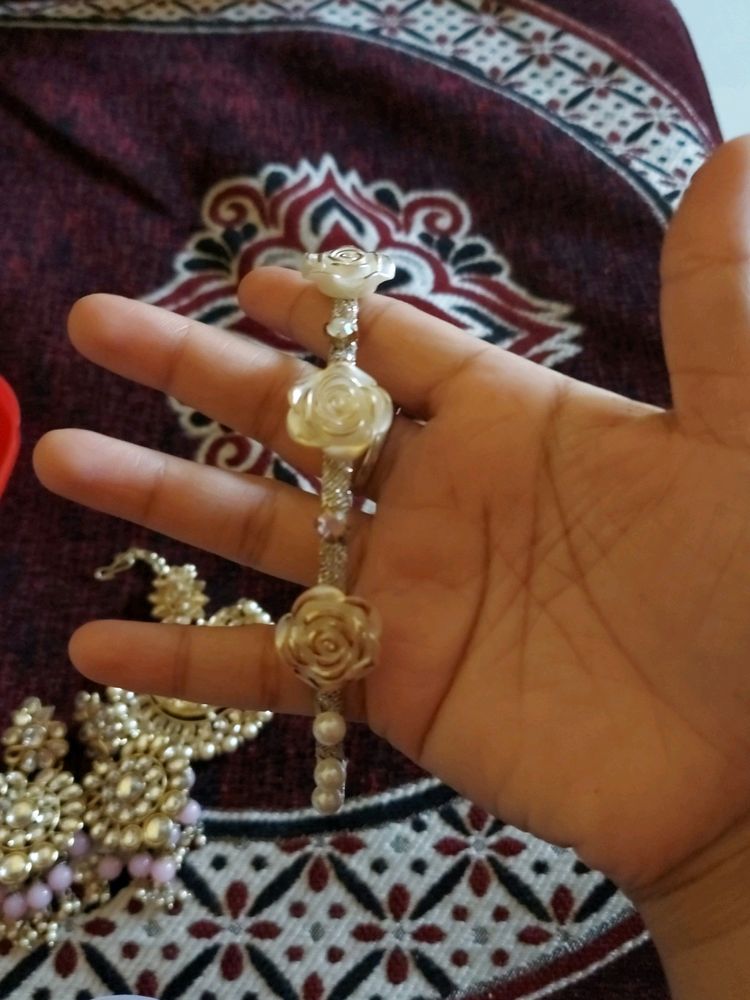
0 785 645 999
148 156 582 481
0 0 712 216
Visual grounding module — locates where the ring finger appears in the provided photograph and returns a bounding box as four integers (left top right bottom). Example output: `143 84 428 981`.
33 428 370 586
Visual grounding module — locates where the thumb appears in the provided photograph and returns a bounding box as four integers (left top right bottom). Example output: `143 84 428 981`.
661 135 750 445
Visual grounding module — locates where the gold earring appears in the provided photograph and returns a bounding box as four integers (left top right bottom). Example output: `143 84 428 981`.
86 547 273 760
74 548 273 907
0 698 85 948
0 548 273 949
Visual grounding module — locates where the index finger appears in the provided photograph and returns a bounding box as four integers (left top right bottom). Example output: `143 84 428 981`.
238 266 492 418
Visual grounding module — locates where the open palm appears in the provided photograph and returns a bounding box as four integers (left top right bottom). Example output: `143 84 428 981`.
35 138 750 900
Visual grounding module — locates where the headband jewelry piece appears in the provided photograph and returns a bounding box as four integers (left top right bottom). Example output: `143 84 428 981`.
276 246 395 814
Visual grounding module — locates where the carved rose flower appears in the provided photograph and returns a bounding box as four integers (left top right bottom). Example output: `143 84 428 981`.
275 585 381 691
302 246 395 299
287 362 393 459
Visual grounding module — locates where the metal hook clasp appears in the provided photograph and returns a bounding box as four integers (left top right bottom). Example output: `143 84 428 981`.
93 547 167 581
93 550 139 581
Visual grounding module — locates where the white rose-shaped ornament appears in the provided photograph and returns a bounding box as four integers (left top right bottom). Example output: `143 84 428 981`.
287 362 393 459
275 585 381 691
302 246 395 299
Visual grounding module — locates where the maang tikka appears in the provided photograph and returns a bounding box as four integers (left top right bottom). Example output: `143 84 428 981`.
276 247 395 815
0 548 272 949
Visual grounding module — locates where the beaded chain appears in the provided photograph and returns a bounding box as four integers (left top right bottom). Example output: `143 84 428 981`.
275 247 395 813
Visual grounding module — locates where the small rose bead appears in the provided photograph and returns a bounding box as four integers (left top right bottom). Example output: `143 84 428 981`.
97 855 124 881
312 786 344 814
276 585 380 691
47 863 74 893
314 757 346 789
150 857 177 886
302 247 395 299
312 711 347 747
128 854 153 879
286 363 393 459
27 882 53 911
2 892 27 920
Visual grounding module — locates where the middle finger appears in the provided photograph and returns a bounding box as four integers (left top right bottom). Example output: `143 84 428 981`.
68 293 416 496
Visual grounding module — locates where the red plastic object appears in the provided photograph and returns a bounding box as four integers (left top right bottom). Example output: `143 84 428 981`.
0 375 20 497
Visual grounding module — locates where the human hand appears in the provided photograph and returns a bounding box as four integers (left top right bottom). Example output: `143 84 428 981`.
34 139 750 919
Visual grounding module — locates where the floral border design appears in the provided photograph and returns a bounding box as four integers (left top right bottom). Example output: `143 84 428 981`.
0 785 640 999
0 1 711 217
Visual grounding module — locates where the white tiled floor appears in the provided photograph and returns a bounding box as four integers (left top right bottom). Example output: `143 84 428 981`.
671 0 749 138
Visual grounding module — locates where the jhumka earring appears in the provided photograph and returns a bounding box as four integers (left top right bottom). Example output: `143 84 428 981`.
0 698 85 948
0 549 272 948
275 247 395 814
76 548 273 898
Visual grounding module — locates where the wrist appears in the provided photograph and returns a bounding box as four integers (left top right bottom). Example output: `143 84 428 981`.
632 815 750 999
